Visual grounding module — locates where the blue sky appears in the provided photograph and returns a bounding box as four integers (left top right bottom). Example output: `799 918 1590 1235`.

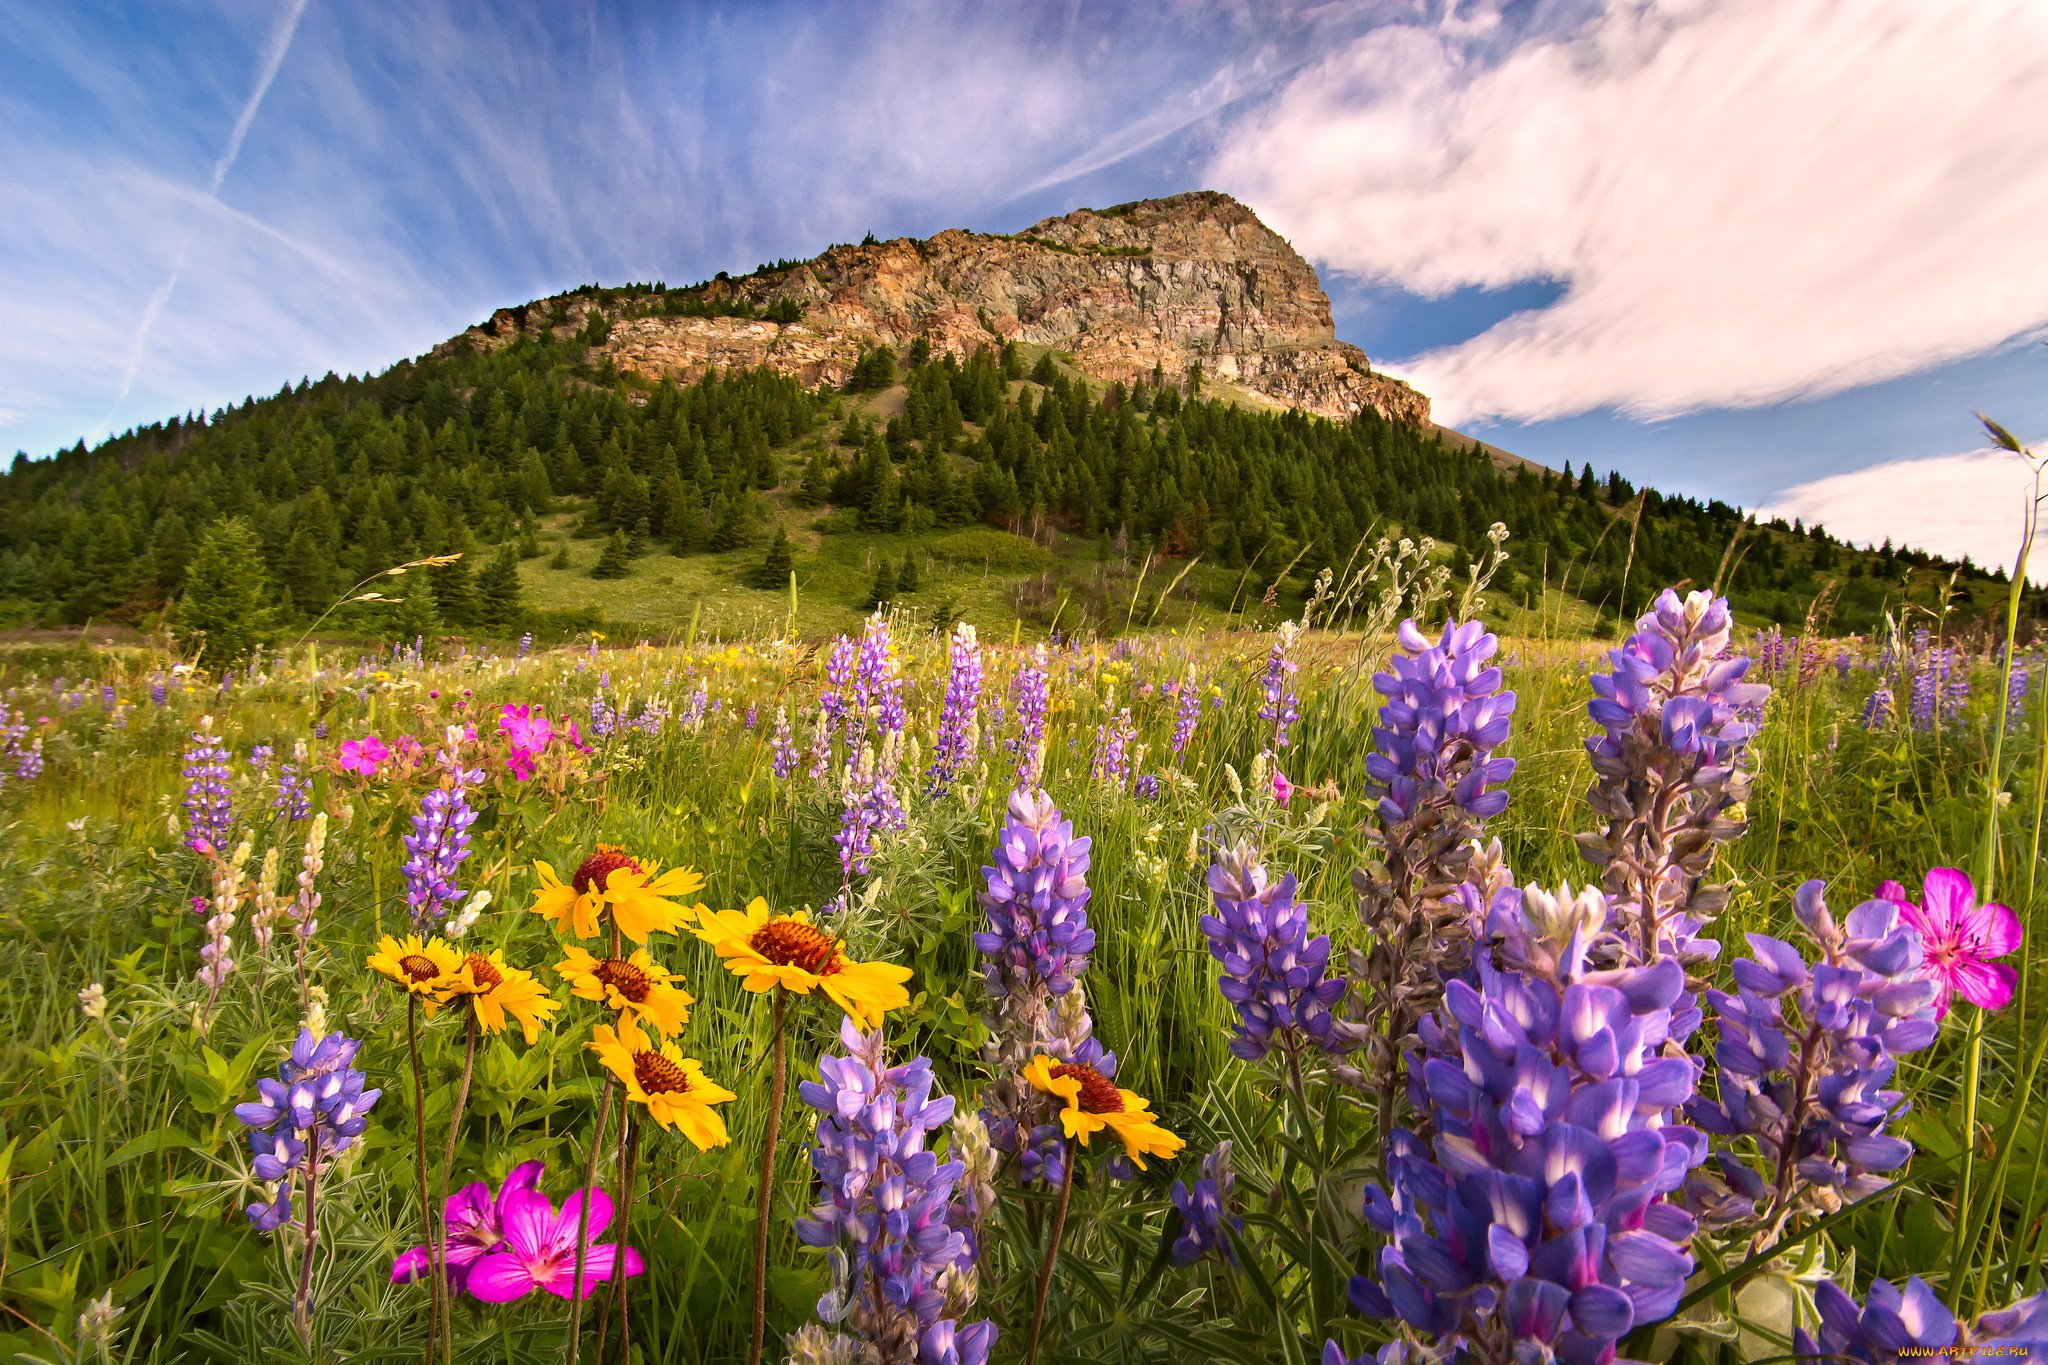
4 0 2045 568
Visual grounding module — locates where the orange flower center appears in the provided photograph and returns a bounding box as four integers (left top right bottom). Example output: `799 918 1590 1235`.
749 918 842 975
1052 1062 1124 1113
593 957 653 1002
463 954 503 989
398 954 442 983
633 1050 690 1095
573 844 643 895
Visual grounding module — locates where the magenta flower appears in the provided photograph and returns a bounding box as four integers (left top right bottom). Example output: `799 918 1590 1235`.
1272 770 1294 807
498 704 555 756
392 1160 544 1291
1878 867 2023 1019
336 734 389 776
465 1186 644 1302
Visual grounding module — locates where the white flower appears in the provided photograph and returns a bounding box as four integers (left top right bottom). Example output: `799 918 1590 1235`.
78 982 107 1020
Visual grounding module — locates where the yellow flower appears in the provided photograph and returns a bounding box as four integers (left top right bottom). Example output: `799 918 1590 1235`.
1022 1054 1185 1171
442 949 561 1045
589 1022 734 1150
366 934 463 1010
692 897 913 1029
555 944 693 1037
528 846 703 943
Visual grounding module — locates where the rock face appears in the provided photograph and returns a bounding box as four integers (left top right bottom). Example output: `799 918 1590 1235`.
448 191 1428 426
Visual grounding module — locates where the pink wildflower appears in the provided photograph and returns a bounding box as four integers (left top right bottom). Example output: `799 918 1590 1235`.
465 1186 644 1302
336 734 389 776
392 1161 544 1292
1878 867 2023 1019
1272 770 1294 807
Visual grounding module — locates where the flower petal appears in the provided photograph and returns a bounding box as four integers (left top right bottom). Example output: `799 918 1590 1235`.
1952 959 2018 1013
1962 900 2024 959
1920 867 1977 932
463 1252 536 1303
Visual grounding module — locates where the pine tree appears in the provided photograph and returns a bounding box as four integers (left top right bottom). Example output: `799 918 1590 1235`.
896 549 921 594
392 589 440 646
592 530 632 579
550 541 572 570
866 557 897 609
173 518 271 668
751 527 795 589
477 543 524 628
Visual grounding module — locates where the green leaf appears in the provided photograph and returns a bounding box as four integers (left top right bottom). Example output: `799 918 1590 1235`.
108 1127 197 1167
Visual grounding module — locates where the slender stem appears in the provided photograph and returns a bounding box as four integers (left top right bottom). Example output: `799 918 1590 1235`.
408 997 439 1364
593 1085 630 1365
1024 1139 1077 1365
749 991 789 1365
563 1076 616 1365
293 1131 320 1347
617 1114 641 1360
441 1011 479 1180
1950 1003 1988 1309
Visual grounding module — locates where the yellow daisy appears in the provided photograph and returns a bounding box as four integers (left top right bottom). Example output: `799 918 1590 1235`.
692 897 913 1029
527 846 703 944
555 944 694 1037
1023 1054 1185 1170
366 934 462 1010
442 949 562 1045
589 1022 735 1150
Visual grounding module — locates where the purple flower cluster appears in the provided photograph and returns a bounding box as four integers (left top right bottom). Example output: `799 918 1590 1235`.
1356 884 1704 1363
1862 682 1895 730
857 612 907 737
794 1018 992 1365
1260 625 1302 751
1367 620 1516 826
2008 659 2031 715
770 706 799 779
1090 702 1135 789
1686 882 1939 1236
822 635 856 742
1009 646 1050 788
272 741 312 821
1757 625 1792 674
180 720 234 853
1169 1143 1242 1267
836 739 906 880
928 622 983 794
1202 842 1354 1062
401 732 481 930
233 1030 380 1231
1796 1276 2048 1362
1582 589 1768 961
1170 671 1204 760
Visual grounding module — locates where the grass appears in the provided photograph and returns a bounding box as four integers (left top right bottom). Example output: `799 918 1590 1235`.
0 608 2041 1362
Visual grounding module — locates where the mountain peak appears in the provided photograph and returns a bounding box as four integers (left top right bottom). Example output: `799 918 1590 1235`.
449 191 1427 426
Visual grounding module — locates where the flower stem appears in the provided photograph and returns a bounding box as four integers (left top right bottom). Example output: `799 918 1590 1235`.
1949 1002 1988 1311
440 1011 478 1181
1024 1138 1077 1365
407 996 439 1364
563 1075 615 1365
749 990 789 1365
292 1130 320 1347
593 1087 632 1365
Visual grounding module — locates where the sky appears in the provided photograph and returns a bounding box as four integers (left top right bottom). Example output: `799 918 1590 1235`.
4 0 2046 570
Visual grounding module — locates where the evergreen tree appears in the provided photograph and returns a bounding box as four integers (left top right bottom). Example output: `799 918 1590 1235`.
550 541 573 570
866 556 896 609
896 549 921 593
477 543 524 628
392 589 440 645
592 530 632 579
173 518 271 668
751 527 795 588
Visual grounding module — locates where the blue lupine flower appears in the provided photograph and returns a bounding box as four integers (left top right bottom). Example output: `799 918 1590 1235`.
1367 619 1517 826
1170 1143 1242 1267
1796 1275 2048 1362
1203 842 1354 1062
233 1029 380 1232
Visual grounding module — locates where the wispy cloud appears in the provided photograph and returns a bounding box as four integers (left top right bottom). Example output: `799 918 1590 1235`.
1210 0 2048 426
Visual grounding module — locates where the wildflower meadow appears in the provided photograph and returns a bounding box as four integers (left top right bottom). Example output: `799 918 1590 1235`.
4 557 2048 1365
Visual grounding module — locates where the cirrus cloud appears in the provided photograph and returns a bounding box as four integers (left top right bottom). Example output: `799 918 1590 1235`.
1210 0 2048 426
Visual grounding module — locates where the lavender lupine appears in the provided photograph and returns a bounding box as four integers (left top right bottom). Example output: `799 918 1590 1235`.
1795 1276 2048 1362
808 712 833 782
1260 623 1303 751
401 728 481 930
1089 702 1135 789
1009 646 1050 788
857 612 907 737
928 622 983 795
1169 1143 1242 1268
1170 668 1203 761
822 634 857 743
1580 588 1769 965
196 838 253 1029
793 1018 993 1365
1202 842 1355 1063
1350 619 1516 1110
770 707 799 779
235 1030 381 1340
1353 884 1705 1364
2007 658 2031 715
1862 683 1895 730
181 717 234 852
1684 882 1939 1246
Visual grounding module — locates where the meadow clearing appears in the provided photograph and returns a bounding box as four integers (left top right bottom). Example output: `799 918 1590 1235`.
0 584 2043 1365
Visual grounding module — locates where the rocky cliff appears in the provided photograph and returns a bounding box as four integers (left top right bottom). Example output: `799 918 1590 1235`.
447 191 1428 426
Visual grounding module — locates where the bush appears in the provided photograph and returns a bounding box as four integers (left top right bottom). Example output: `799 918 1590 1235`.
929 528 1054 573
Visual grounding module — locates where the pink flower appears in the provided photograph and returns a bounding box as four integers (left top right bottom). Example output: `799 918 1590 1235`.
1878 867 2023 1019
465 1185 643 1302
564 720 592 754
336 734 389 776
498 704 555 755
392 1161 544 1292
1272 770 1294 807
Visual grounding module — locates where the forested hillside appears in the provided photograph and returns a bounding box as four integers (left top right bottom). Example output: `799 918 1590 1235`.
0 323 2026 643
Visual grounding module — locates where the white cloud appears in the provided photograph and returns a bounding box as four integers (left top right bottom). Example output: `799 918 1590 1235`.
1759 447 2047 580
1209 0 2048 426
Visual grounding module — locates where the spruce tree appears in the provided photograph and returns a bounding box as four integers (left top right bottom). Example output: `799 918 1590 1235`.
592 530 632 580
550 541 572 570
173 517 271 668
752 527 794 588
477 543 524 628
392 589 440 645
896 549 921 594
866 557 897 609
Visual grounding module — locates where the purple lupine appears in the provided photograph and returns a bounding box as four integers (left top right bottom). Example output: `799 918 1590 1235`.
2007 658 2031 715
793 1017 993 1365
13 738 44 781
1134 773 1161 800
1259 624 1302 751
588 694 618 739
833 739 905 880
1795 1276 2048 1362
248 743 274 774
1862 683 1896 729
1352 883 1704 1362
1090 703 1135 789
1009 645 1050 788
273 739 313 821
1169 1143 1241 1267
928 622 983 795
1685 881 1939 1242
744 705 758 731
1943 658 1972 723
806 712 832 782
516 632 532 658
1202 841 1355 1062
401 730 481 931
1834 649 1854 681
821 635 856 743
1757 625 1792 674
1581 588 1769 963
150 676 168 706
856 612 907 737
99 683 116 709
1350 618 1517 1110
770 707 799 780
181 719 234 853
974 789 1110 1184
1170 669 1203 761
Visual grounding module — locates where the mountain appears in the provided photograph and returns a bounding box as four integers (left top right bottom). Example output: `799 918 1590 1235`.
447 191 1429 428
0 192 2027 646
